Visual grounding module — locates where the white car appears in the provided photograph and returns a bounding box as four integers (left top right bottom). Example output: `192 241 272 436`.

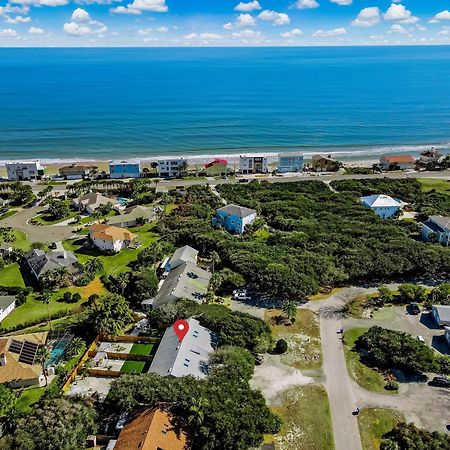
417 335 425 343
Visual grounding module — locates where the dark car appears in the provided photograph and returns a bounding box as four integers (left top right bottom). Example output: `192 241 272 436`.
239 178 249 183
429 376 450 388
49 242 57 250
408 302 420 315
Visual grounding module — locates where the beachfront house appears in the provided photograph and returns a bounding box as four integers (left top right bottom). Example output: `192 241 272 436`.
277 153 304 173
59 164 98 180
109 159 141 179
73 192 119 215
113 408 189 450
157 158 188 178
148 318 217 379
204 158 228 176
148 261 211 309
360 194 402 219
311 155 340 172
6 161 45 181
107 205 155 228
212 204 257 234
379 155 416 171
421 215 450 246
89 224 136 253
0 296 16 322
419 148 443 166
432 305 450 327
239 154 268 174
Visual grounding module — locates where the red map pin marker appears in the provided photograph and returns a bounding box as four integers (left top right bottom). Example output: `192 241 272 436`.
173 319 189 342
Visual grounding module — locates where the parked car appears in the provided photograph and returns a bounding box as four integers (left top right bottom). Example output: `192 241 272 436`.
429 376 450 388
252 353 264 365
239 178 249 183
417 335 425 343
49 242 57 250
408 302 420 315
233 288 251 300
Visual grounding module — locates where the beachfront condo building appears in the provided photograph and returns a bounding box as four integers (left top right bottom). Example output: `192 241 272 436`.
277 153 304 173
109 159 141 179
157 158 188 178
239 154 268 174
6 161 45 181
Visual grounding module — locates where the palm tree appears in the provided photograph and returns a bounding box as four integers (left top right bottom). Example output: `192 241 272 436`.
209 251 220 275
36 347 51 387
188 396 209 431
283 301 297 322
85 257 104 274
64 337 86 359
40 290 53 330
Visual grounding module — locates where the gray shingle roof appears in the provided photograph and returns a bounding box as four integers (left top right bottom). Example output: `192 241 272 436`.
148 318 217 378
25 249 79 278
217 204 256 219
107 206 155 226
433 305 450 323
168 245 198 270
429 215 450 232
0 296 15 311
152 261 211 309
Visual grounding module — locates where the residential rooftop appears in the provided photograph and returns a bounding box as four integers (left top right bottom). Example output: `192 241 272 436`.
216 204 257 218
90 224 136 242
361 194 401 208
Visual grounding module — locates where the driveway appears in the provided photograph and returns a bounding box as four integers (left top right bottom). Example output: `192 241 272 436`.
0 206 75 243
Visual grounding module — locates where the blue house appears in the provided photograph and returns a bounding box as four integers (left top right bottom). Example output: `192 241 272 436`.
277 153 304 173
360 194 401 219
212 204 257 234
109 159 141 179
421 215 450 246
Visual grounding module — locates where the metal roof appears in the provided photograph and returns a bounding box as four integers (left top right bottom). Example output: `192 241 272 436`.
148 318 217 378
361 194 401 208
168 245 198 270
216 204 257 218
428 215 450 232
433 305 450 323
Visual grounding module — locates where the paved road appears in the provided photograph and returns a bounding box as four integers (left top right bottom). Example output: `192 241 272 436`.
0 206 75 243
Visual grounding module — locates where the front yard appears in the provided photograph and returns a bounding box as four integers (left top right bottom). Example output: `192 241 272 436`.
270 385 334 450
0 262 25 287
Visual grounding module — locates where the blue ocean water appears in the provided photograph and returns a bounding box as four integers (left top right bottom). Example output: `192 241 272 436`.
0 46 450 162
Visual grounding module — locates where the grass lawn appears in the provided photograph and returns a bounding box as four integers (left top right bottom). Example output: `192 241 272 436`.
270 385 334 450
343 328 393 394
418 178 450 196
309 287 341 301
358 408 404 450
11 230 31 251
266 308 322 370
32 211 77 225
0 263 25 287
0 209 18 220
15 386 46 412
129 343 153 355
0 277 106 331
63 230 159 276
120 360 146 373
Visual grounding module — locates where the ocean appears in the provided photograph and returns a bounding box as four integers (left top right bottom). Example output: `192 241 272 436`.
0 46 450 163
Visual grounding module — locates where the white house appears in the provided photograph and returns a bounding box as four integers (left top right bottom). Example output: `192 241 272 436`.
0 296 15 322
421 215 450 246
89 224 136 253
107 205 155 228
73 192 119 215
239 154 268 174
360 194 402 219
164 245 198 272
379 155 416 171
6 161 45 181
432 305 450 327
157 158 188 178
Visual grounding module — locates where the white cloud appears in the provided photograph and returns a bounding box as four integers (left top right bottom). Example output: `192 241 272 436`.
28 26 44 34
0 27 17 37
11 0 68 6
384 4 419 24
236 13 256 27
330 0 352 5
234 1 261 12
313 27 347 37
258 10 290 26
351 7 380 27
110 0 168 15
157 26 168 32
390 23 407 34
431 10 450 22
231 28 261 39
183 32 223 40
223 22 233 30
138 28 152 34
64 8 106 36
4 15 31 24
437 27 450 36
280 28 302 38
295 0 319 10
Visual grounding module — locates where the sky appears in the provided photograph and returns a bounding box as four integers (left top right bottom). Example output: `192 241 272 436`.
1 0 450 47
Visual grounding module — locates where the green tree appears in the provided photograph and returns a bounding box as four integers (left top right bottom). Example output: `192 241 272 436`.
9 398 97 450
84 257 104 274
282 301 297 322
89 293 134 336
36 346 51 387
64 337 86 359
48 198 70 220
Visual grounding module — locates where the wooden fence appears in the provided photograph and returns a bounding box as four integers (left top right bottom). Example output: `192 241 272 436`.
100 334 159 344
87 368 122 378
88 350 153 362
